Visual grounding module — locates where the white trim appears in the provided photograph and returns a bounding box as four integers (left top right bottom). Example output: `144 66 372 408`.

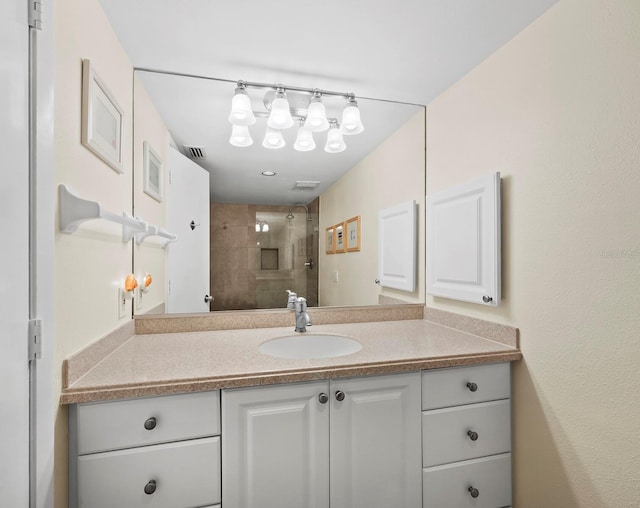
32 0 55 505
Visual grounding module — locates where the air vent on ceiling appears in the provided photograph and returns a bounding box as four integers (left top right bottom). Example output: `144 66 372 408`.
183 145 207 160
294 180 321 190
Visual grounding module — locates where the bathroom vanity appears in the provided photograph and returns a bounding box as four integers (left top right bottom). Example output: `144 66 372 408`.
63 310 520 508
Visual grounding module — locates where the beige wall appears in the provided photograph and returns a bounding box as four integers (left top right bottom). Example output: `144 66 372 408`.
425 1 640 506
319 109 426 306
133 75 170 314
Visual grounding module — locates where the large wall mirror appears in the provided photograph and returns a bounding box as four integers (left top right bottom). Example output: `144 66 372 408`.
132 70 425 316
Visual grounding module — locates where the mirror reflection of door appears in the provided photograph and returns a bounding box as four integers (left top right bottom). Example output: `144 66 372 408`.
166 146 211 313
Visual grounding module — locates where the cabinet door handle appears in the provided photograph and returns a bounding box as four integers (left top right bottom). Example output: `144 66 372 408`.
468 486 479 498
318 393 329 404
335 390 345 402
144 417 157 430
466 382 478 392
144 479 157 495
467 430 479 441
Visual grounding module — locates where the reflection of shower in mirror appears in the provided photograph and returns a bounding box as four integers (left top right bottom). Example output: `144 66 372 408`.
286 203 312 222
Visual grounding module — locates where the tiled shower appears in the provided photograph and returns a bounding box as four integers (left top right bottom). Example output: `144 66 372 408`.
210 200 319 310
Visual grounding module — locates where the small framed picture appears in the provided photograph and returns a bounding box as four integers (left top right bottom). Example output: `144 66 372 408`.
326 226 335 254
346 216 361 252
143 141 163 202
81 59 124 174
334 222 345 253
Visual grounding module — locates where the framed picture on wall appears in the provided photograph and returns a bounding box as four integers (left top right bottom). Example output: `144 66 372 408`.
335 222 346 253
346 216 361 252
326 226 335 254
143 141 163 202
81 59 124 174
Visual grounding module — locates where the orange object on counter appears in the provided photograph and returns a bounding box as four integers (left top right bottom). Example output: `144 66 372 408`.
143 273 152 288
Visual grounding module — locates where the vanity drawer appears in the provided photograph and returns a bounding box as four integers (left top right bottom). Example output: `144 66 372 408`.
76 437 221 508
423 453 511 508
422 399 511 467
422 363 510 410
73 390 220 454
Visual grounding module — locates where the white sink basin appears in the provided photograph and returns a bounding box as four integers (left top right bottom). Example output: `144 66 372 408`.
259 334 362 359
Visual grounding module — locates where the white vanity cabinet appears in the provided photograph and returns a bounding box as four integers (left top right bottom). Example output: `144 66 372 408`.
68 390 221 508
222 372 422 508
68 363 513 508
421 363 512 508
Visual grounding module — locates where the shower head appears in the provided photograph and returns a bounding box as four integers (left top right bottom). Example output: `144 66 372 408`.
287 203 312 221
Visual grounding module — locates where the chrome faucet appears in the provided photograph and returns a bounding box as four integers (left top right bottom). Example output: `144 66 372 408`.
286 289 297 310
294 297 312 333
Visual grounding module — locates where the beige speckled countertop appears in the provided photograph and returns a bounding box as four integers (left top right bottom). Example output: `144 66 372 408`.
61 316 521 404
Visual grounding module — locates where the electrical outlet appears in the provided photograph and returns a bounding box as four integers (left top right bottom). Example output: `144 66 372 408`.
117 288 127 319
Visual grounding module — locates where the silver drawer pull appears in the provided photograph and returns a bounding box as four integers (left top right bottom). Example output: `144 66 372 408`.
144 479 157 495
466 382 478 392
468 486 479 498
467 430 479 441
144 417 157 431
318 393 329 404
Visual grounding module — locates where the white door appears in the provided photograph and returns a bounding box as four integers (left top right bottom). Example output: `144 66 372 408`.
0 0 30 504
166 146 210 313
222 381 330 508
330 373 422 508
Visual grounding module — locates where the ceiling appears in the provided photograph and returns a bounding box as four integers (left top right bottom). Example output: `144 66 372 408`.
100 0 558 204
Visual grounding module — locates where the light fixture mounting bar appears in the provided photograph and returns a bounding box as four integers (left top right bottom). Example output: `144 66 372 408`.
239 80 354 100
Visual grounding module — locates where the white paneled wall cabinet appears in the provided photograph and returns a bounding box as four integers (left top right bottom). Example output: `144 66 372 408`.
427 172 501 306
69 364 511 508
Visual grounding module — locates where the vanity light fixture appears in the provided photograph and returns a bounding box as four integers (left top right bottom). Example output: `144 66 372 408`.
229 124 253 147
304 91 329 132
256 221 270 232
340 95 364 135
228 81 256 126
227 80 365 153
267 87 294 129
293 119 316 152
262 126 286 149
324 120 346 153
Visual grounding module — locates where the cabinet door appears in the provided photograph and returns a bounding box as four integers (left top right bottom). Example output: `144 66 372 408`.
427 172 501 306
330 373 422 508
222 381 330 508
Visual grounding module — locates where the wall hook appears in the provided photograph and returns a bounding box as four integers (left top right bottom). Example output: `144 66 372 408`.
190 220 200 231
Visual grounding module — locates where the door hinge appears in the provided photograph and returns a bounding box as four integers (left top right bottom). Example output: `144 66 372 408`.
28 0 43 30
28 319 42 361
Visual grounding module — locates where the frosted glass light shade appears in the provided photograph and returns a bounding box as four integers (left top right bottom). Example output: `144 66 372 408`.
340 100 364 135
262 127 286 149
304 98 329 132
267 93 294 129
229 124 253 147
294 127 316 152
228 88 256 126
324 124 346 153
